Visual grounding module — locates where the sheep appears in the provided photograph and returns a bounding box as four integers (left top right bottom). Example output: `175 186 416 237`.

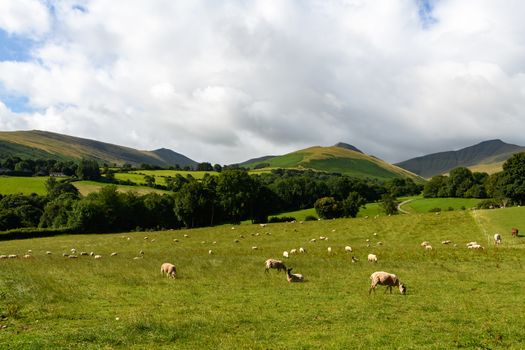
441 240 452 245
327 247 332 254
290 249 297 254
286 268 304 282
80 252 89 256
369 271 406 295
344 246 353 253
111 252 118 256
160 263 177 278
265 259 287 273
425 245 433 250
421 241 430 248
283 251 289 258
94 255 102 259
0 255 7 259
251 246 258 250
466 241 478 247
46 251 52 255
234 239 240 243
183 234 189 238
310 239 316 243
320 236 327 240
299 247 305 253
468 244 484 250
8 254 17 259
208 250 213 255
259 223 267 227
68 255 78 259
351 256 359 263
494 233 502 245
23 254 32 259
367 254 378 263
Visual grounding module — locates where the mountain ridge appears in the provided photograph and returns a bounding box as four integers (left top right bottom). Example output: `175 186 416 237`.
395 139 525 177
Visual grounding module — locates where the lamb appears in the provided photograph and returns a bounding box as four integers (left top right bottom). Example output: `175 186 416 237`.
369 271 406 295
286 268 304 282
367 253 378 263
344 246 353 253
265 259 287 273
494 233 502 245
160 262 177 278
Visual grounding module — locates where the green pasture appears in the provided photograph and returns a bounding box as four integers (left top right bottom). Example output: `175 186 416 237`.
73 181 168 196
0 176 50 195
401 197 483 213
1 208 525 348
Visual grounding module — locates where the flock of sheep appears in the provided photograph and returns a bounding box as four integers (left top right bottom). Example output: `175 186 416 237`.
2 224 519 296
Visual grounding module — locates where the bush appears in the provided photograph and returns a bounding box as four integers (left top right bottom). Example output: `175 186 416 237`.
268 216 296 223
447 207 454 211
476 199 501 209
304 215 318 221
428 207 442 213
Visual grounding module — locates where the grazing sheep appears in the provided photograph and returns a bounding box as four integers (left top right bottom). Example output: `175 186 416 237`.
139 250 145 256
234 239 240 243
441 240 452 245
265 259 287 273
183 234 189 238
133 256 142 260
376 242 383 246
23 254 32 259
259 223 267 227
62 253 69 257
94 255 102 259
368 254 378 263
345 246 353 253
90 252 95 256
290 249 297 254
299 247 305 253
0 255 7 259
8 254 17 259
351 256 359 263
468 244 484 250
252 246 258 250
46 251 52 255
111 252 118 256
425 245 433 250
160 263 177 278
310 239 316 243
286 268 304 282
320 236 327 240
144 236 149 240
283 251 289 258
494 233 502 245
208 250 213 255
68 255 78 259
327 247 332 254
213 241 217 244
466 241 478 247
421 241 430 248
511 228 519 237
80 252 88 256
369 271 406 295
173 239 179 242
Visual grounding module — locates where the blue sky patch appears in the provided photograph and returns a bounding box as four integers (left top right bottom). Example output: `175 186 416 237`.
0 29 34 62
417 0 438 28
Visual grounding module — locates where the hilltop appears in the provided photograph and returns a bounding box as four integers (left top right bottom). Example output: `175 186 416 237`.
241 143 422 181
395 139 525 178
0 130 197 168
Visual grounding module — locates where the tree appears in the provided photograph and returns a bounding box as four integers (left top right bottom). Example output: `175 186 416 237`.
314 197 343 219
499 152 525 205
423 175 448 198
196 162 214 171
216 169 255 223
379 193 398 215
447 167 474 197
144 175 156 187
76 159 101 180
342 191 366 218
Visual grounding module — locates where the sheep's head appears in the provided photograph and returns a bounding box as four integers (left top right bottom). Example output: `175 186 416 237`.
399 283 406 295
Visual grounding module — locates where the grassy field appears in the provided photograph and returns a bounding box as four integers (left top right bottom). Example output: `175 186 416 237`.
0 176 50 195
1 208 524 348
272 203 383 222
402 197 483 213
74 181 169 196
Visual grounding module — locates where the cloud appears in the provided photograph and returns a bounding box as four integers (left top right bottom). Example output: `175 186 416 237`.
1 0 525 164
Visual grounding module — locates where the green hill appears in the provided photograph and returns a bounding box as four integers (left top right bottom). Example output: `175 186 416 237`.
242 144 423 181
395 139 525 178
0 130 197 168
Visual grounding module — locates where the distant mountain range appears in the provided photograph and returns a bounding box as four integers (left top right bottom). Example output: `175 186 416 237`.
0 130 197 168
239 143 422 181
395 139 525 178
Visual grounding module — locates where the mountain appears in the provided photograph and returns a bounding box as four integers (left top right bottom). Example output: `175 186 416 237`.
333 142 363 154
241 143 422 181
237 155 277 167
395 139 525 178
0 130 198 168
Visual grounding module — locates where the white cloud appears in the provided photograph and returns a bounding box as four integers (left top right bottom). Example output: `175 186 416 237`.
1 0 525 164
0 0 50 37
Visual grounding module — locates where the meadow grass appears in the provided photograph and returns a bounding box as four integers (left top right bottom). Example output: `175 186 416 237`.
1 208 525 349
0 176 50 195
402 197 483 213
73 181 168 196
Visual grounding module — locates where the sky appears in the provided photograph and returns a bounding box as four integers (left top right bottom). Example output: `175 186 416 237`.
1 0 525 164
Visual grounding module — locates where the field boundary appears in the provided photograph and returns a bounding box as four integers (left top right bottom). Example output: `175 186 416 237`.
470 209 492 246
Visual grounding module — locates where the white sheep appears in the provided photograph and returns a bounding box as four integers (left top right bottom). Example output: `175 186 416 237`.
265 259 287 273
94 255 102 259
111 252 118 256
494 233 502 245
286 268 304 282
425 245 433 250
0 255 7 259
327 247 332 254
208 250 213 255
441 240 452 245
368 253 378 263
290 249 297 254
8 254 17 259
468 244 484 250
251 246 258 250
68 255 78 259
369 271 406 295
344 246 353 253
46 251 52 255
283 251 289 258
80 252 88 256
160 262 177 278
299 247 305 253
310 238 316 243
421 241 430 248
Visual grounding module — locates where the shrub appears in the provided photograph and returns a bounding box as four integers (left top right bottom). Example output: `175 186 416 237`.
304 215 318 221
428 207 442 213
268 216 296 223
476 199 501 209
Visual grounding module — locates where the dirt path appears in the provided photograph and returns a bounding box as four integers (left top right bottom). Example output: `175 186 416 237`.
397 199 414 214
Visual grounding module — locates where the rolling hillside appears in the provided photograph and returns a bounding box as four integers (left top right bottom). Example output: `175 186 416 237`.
0 130 197 168
395 139 525 178
241 143 422 181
